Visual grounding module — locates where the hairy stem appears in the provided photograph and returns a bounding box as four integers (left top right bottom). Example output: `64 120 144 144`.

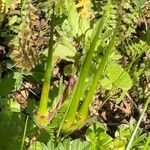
78 15 122 119
35 4 54 128
63 1 124 132
63 13 106 128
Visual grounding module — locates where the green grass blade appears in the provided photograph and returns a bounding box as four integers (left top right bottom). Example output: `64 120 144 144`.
21 115 29 150
126 96 150 150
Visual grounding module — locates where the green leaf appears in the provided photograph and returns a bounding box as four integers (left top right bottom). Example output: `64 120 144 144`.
0 76 16 96
58 139 90 150
64 64 77 76
9 99 21 112
133 0 147 8
8 15 18 26
13 72 23 90
109 138 126 150
64 0 79 36
78 17 90 35
101 77 112 90
29 141 47 150
25 99 37 115
47 140 55 150
64 0 90 36
29 139 90 150
115 124 131 140
86 122 112 149
106 61 133 91
53 43 76 61
0 111 25 150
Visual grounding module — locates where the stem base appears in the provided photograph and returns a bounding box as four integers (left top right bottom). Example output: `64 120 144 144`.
34 111 50 128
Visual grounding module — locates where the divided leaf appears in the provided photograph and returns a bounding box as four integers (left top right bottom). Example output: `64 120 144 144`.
29 139 90 150
86 122 112 149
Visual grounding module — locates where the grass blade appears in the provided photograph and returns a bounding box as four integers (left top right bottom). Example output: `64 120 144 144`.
21 115 29 150
126 96 150 150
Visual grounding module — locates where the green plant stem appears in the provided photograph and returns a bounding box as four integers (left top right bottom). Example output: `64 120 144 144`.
35 3 54 128
78 15 121 120
126 96 150 150
21 115 28 150
37 39 53 115
63 13 106 128
38 28 53 114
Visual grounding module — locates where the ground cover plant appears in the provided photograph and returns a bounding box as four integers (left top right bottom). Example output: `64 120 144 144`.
0 0 150 149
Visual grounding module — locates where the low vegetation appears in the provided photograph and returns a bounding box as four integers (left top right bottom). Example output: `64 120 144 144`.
0 0 150 149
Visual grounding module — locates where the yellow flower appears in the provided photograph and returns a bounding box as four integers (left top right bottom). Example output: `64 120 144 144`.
76 0 91 8
76 0 92 19
79 7 91 18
